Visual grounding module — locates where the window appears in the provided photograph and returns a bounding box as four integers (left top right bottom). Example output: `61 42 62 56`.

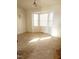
32 12 54 33
33 13 38 26
49 13 53 26
40 14 48 26
33 13 53 26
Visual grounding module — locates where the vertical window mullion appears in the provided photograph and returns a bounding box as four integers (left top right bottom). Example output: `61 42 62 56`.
38 13 40 26
47 13 50 32
32 13 34 32
38 13 40 32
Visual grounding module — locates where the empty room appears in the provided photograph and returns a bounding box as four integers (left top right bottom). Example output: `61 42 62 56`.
17 0 61 59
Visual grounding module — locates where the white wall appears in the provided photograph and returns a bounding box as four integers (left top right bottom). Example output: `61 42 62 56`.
52 5 61 37
17 8 27 34
24 11 32 32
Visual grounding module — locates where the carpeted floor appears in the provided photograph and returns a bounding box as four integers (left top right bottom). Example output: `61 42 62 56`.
17 32 61 59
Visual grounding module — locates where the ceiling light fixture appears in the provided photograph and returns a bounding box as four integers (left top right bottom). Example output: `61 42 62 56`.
33 0 38 8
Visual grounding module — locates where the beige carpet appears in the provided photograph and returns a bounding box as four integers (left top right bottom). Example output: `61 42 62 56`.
17 32 61 59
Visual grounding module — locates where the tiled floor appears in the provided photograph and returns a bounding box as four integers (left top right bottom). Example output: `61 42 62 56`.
17 32 61 59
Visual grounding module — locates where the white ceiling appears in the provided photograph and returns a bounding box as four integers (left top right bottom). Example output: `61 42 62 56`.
17 0 61 10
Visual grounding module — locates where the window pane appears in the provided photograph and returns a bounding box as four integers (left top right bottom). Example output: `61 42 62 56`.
40 14 48 26
33 14 38 26
49 12 54 26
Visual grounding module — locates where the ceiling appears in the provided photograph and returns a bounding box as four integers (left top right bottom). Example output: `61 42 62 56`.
17 0 61 10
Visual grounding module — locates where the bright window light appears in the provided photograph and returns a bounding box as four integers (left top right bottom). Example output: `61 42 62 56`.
33 14 38 26
32 12 54 27
51 28 58 37
29 38 40 43
32 12 54 34
49 12 54 26
29 36 52 43
40 14 48 26
40 36 52 40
